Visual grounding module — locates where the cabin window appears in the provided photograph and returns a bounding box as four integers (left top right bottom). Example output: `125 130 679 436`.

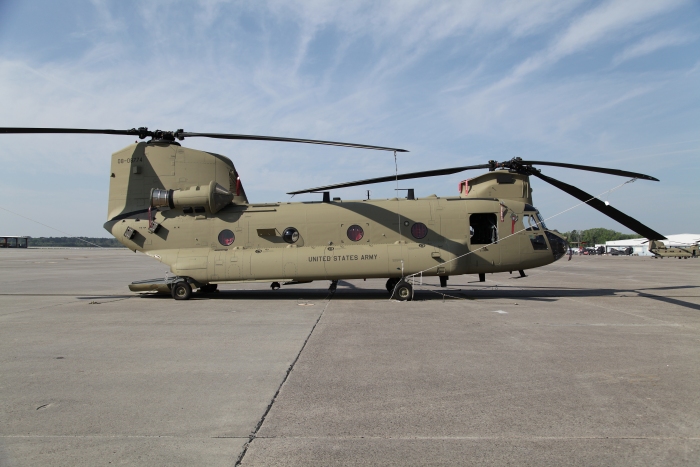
470 213 498 245
218 230 235 246
411 222 428 239
283 227 300 244
347 225 364 242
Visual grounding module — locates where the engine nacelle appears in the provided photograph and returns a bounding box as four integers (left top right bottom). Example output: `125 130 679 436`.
151 180 233 214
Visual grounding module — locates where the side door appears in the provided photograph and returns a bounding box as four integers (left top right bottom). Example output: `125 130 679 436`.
467 207 501 270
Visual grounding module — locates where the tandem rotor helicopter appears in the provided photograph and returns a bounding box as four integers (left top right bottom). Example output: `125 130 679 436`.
1 127 669 300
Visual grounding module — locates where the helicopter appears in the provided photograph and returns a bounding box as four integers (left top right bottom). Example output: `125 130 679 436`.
1 127 667 301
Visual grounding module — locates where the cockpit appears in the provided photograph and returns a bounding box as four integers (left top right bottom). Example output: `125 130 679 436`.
523 204 567 260
524 214 540 231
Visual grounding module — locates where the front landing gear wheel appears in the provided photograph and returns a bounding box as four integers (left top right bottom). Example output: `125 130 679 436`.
386 277 400 292
391 280 413 301
171 281 192 300
271 282 281 290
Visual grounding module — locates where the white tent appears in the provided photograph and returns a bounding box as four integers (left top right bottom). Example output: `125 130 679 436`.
605 234 700 256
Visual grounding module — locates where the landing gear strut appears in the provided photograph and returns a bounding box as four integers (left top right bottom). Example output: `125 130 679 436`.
329 280 338 292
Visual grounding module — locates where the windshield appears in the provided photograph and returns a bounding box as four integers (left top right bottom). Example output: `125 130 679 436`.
536 212 548 229
525 214 539 231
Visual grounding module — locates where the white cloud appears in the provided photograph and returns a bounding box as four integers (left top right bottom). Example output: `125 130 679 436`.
499 0 688 86
0 0 698 236
613 30 697 65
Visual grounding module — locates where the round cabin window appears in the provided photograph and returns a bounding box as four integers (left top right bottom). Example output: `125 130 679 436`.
411 222 428 239
218 229 235 246
347 225 364 242
282 227 300 244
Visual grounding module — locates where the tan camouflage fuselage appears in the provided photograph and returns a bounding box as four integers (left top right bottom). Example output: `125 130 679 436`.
104 143 567 285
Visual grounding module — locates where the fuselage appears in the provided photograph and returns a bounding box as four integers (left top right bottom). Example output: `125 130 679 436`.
105 195 567 284
102 142 567 285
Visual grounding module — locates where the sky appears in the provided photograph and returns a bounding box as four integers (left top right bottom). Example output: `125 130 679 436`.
0 0 698 238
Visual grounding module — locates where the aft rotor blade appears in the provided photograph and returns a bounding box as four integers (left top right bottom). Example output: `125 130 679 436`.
521 160 659 181
0 127 407 152
0 127 139 136
531 171 665 240
287 163 491 195
180 132 407 152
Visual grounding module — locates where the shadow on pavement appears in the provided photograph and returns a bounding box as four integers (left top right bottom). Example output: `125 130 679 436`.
131 283 700 310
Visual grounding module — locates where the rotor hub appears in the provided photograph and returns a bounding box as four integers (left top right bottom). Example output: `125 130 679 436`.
488 157 539 175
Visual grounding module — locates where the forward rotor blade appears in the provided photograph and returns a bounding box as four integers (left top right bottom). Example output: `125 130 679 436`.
531 171 665 240
287 164 491 195
521 160 658 181
181 132 407 152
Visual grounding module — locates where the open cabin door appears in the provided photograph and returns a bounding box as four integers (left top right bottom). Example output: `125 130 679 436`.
467 205 501 270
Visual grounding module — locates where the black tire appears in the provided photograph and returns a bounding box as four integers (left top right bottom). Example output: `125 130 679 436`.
171 281 192 300
386 277 399 292
391 281 413 301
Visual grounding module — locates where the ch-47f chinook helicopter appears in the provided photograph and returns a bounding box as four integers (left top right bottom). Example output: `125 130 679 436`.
2 127 666 301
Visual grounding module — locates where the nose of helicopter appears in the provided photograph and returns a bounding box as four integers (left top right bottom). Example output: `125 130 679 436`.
545 231 568 261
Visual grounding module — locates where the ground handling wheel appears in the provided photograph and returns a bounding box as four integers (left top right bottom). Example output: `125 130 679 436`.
171 281 192 300
391 280 413 301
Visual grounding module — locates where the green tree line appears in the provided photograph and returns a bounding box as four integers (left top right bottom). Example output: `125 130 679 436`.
27 237 125 248
561 228 641 245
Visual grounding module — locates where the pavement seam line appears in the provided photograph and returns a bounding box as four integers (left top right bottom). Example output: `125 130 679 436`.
235 290 335 466
246 435 700 441
0 435 227 439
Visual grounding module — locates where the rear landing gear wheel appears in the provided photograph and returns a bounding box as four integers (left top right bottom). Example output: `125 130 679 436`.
171 281 192 300
391 280 413 301
271 282 281 290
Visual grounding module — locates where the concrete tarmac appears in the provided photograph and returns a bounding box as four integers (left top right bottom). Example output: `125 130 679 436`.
0 248 698 466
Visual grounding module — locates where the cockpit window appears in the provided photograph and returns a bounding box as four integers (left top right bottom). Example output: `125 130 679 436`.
524 214 540 231
536 212 548 229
